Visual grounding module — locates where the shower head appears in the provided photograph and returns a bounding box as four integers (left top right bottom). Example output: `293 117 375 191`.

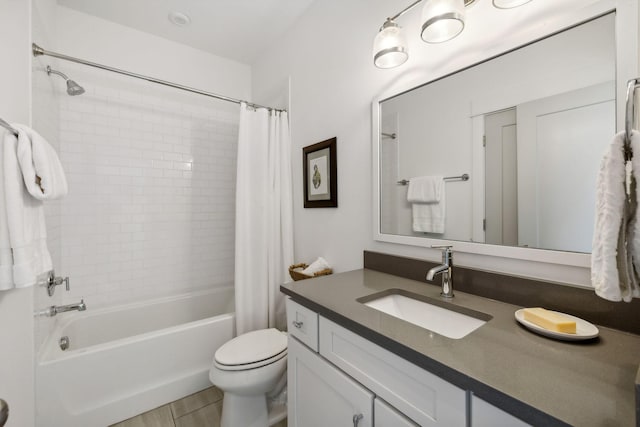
46 65 85 96
65 79 85 96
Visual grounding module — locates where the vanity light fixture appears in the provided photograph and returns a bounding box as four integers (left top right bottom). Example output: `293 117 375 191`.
373 0 533 68
373 18 409 69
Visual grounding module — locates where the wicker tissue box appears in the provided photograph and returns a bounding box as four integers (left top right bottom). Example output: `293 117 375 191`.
288 263 332 281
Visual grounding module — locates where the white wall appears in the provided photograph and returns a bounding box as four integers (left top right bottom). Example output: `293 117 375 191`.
0 2 35 426
252 0 637 286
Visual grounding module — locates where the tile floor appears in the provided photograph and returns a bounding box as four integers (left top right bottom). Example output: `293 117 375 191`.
110 386 287 427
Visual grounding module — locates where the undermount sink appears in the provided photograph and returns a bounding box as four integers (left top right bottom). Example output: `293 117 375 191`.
358 289 492 339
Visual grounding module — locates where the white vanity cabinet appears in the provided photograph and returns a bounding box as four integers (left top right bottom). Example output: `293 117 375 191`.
288 335 373 427
374 398 419 427
286 298 467 427
471 395 532 427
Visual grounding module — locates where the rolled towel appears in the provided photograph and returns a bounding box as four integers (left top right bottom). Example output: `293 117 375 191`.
14 124 68 200
302 257 331 276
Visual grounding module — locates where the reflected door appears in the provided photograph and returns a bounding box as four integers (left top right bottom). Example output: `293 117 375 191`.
485 109 518 246
517 82 615 252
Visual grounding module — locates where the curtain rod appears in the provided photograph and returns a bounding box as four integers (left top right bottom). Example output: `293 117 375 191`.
32 43 286 113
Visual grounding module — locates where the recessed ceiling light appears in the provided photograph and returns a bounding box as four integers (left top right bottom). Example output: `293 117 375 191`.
168 11 191 27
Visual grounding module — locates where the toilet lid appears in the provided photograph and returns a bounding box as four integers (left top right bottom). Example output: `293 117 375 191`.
214 328 287 369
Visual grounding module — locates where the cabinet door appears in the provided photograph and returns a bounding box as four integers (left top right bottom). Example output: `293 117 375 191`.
471 396 531 427
374 398 418 427
320 317 466 426
288 335 373 427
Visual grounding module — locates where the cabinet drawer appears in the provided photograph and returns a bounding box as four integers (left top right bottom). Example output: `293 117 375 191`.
286 298 319 352
375 398 418 427
319 317 466 427
471 395 531 427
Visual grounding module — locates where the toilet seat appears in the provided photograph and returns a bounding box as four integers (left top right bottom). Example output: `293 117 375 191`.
214 328 287 371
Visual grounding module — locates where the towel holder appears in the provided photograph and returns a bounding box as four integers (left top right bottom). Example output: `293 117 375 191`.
0 117 18 137
397 173 469 186
624 77 640 160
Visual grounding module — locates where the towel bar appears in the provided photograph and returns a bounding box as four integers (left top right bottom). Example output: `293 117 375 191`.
397 173 469 185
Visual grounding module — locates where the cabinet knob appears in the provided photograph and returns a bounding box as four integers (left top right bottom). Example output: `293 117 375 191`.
352 413 363 426
292 320 304 329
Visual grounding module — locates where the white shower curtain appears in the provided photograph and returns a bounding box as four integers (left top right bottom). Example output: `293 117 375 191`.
235 103 294 336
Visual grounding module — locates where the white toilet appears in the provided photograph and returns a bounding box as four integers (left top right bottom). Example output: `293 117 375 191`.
209 328 288 427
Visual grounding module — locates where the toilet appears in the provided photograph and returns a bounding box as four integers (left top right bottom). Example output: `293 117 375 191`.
209 328 288 427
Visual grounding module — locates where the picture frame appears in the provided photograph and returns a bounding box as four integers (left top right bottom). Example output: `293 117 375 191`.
303 137 337 208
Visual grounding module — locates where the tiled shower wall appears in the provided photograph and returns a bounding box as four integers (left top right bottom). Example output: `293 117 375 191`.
53 68 238 309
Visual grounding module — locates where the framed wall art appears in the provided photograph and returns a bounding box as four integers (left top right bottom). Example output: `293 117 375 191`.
303 137 337 208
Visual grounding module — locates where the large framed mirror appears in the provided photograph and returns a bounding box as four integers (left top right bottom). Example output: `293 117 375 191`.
373 3 638 269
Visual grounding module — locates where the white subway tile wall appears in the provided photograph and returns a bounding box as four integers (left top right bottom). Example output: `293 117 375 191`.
52 71 238 309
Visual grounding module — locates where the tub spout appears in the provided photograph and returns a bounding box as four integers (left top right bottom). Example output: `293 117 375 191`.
40 299 87 317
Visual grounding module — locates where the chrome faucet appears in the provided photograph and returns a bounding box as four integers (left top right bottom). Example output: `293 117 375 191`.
426 246 454 298
41 299 87 317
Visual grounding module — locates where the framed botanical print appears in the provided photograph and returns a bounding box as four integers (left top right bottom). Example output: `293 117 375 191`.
303 137 337 208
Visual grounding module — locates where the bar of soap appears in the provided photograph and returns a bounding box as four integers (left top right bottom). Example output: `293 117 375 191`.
522 307 577 334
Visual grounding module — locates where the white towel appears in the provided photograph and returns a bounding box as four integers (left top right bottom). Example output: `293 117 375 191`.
14 124 67 200
408 176 445 233
627 130 640 300
407 176 443 203
0 126 54 290
591 131 636 301
301 257 331 276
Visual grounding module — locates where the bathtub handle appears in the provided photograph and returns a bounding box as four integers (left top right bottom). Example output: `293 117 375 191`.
292 321 303 329
46 271 70 297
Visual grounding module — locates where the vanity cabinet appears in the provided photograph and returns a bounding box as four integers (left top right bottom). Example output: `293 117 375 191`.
471 395 531 427
286 298 319 351
374 398 419 427
286 298 466 427
288 335 373 426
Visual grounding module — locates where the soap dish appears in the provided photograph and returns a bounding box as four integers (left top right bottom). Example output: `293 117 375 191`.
515 309 599 341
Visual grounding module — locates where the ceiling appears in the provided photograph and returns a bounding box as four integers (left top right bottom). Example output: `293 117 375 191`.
57 0 315 65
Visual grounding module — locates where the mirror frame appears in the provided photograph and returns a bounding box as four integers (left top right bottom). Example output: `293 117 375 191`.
372 0 638 268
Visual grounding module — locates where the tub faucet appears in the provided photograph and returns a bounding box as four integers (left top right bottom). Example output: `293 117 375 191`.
41 299 87 317
426 246 454 298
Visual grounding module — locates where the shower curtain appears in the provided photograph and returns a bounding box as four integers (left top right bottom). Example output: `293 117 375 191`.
235 103 294 335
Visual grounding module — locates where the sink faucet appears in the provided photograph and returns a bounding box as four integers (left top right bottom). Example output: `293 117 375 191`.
426 246 454 298
40 299 87 317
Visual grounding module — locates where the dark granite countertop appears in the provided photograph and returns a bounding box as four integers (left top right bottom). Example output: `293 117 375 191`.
281 269 640 427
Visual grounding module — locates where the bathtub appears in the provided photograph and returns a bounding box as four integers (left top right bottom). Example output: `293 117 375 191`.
36 286 235 427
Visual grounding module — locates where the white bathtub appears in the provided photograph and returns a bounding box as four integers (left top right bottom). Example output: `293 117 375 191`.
36 286 235 427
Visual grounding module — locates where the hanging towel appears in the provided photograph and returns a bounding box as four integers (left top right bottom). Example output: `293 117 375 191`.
591 131 635 301
0 126 55 290
408 176 445 233
627 130 640 301
407 175 443 203
14 124 67 200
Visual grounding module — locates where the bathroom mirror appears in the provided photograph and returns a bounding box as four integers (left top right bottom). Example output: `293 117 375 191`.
374 12 626 265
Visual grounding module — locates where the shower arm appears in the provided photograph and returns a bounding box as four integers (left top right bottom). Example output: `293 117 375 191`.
46 66 70 81
32 43 285 113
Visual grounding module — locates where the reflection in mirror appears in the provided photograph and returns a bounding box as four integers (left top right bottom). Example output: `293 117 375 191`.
378 13 615 254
